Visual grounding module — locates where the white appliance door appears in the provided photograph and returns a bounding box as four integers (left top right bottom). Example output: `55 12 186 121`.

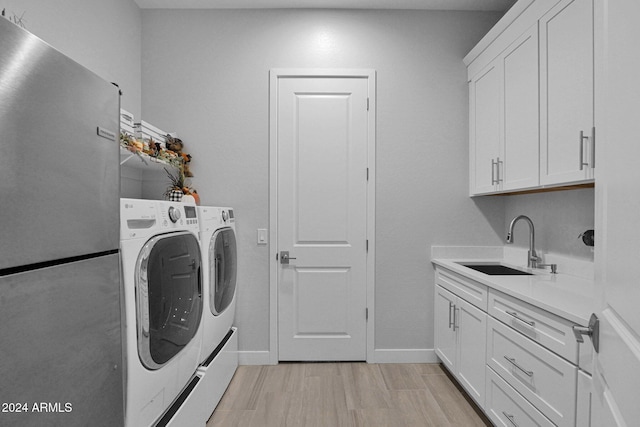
210 228 237 315
0 18 120 271
137 232 203 369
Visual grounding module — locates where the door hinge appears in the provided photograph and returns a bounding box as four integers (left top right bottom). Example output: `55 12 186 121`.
367 97 370 111
366 167 369 181
366 239 369 252
366 307 369 321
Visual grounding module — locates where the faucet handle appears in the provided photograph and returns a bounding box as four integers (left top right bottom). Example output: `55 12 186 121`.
538 263 558 274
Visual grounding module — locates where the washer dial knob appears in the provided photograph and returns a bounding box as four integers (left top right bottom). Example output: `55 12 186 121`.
168 206 181 223
222 210 228 222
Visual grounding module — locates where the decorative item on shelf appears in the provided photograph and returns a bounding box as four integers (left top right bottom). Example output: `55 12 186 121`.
167 189 183 202
119 131 183 169
165 134 194 177
163 167 198 204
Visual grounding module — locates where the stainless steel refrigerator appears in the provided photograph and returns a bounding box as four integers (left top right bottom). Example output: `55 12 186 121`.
0 18 124 426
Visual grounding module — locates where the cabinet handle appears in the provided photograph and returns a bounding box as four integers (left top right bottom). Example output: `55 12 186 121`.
504 356 534 377
591 127 596 168
448 302 454 329
491 158 497 185
502 411 519 427
496 157 503 183
453 307 460 331
505 310 535 327
579 130 589 170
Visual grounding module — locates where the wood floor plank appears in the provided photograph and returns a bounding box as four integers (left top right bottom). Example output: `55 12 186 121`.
216 365 268 411
209 363 491 427
206 409 254 427
391 388 452 426
379 363 424 390
339 363 392 410
421 373 491 427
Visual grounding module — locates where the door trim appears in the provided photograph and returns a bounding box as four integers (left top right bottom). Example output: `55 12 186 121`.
268 68 376 364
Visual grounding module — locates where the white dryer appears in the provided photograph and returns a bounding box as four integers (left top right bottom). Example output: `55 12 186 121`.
120 198 203 427
196 206 238 418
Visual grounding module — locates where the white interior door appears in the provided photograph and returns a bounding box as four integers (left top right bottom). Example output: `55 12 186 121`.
273 71 372 361
592 1 640 424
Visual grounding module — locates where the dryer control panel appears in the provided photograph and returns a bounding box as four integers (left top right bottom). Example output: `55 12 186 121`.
157 201 199 233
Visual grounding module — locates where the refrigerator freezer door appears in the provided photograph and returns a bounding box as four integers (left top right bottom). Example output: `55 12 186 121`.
0 254 123 427
0 19 120 270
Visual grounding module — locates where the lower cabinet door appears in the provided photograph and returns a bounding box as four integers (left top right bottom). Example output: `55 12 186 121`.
486 367 555 427
455 298 487 408
434 285 457 372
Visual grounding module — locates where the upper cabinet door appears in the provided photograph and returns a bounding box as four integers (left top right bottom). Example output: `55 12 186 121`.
469 62 502 195
540 0 594 185
502 25 540 191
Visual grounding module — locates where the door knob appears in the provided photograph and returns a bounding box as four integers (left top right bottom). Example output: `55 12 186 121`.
280 251 297 264
573 313 599 353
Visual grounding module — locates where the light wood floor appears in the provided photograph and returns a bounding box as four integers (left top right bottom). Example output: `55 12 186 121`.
207 363 492 427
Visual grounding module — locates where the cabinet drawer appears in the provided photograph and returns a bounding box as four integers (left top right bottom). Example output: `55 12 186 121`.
485 367 555 427
487 317 577 427
489 290 579 363
436 268 488 311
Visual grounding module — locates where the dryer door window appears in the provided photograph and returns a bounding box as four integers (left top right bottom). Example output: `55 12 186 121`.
209 228 237 315
136 231 202 369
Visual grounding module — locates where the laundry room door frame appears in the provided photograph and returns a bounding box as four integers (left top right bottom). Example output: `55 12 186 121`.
268 68 376 364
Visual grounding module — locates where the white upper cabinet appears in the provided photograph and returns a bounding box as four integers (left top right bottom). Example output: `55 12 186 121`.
502 25 540 191
469 24 539 195
540 0 595 185
466 0 598 195
470 62 502 195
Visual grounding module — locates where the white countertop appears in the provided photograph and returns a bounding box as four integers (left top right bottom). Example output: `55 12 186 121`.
432 258 596 326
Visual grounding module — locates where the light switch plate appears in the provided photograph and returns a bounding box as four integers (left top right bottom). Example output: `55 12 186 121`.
257 228 267 245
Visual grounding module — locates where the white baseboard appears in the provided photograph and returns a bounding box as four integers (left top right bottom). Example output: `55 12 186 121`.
238 349 440 365
372 348 439 364
238 350 273 365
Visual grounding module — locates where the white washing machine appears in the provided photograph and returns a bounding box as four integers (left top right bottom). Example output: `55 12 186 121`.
120 198 204 427
196 206 239 419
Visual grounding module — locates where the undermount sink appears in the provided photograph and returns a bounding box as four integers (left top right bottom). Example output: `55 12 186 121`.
458 263 533 276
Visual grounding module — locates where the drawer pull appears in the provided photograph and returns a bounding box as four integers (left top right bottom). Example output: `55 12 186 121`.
505 310 535 327
502 411 520 427
504 356 534 377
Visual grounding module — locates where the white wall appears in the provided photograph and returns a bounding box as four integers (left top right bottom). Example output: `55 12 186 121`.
2 0 142 116
504 188 595 261
140 9 505 360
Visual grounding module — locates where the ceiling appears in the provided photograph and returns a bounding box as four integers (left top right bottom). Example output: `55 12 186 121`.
134 0 516 12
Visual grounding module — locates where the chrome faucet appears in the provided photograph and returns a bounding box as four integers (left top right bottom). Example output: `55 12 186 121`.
506 215 540 269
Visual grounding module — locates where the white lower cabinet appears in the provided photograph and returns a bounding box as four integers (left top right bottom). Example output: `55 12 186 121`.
485 367 555 427
435 282 487 408
434 266 589 425
487 317 577 426
576 370 593 427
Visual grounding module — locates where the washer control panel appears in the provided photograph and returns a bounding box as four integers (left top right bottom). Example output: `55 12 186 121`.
168 206 181 223
221 208 235 224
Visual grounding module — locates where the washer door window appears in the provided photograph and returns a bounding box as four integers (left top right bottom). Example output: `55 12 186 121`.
209 228 237 315
136 231 202 369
